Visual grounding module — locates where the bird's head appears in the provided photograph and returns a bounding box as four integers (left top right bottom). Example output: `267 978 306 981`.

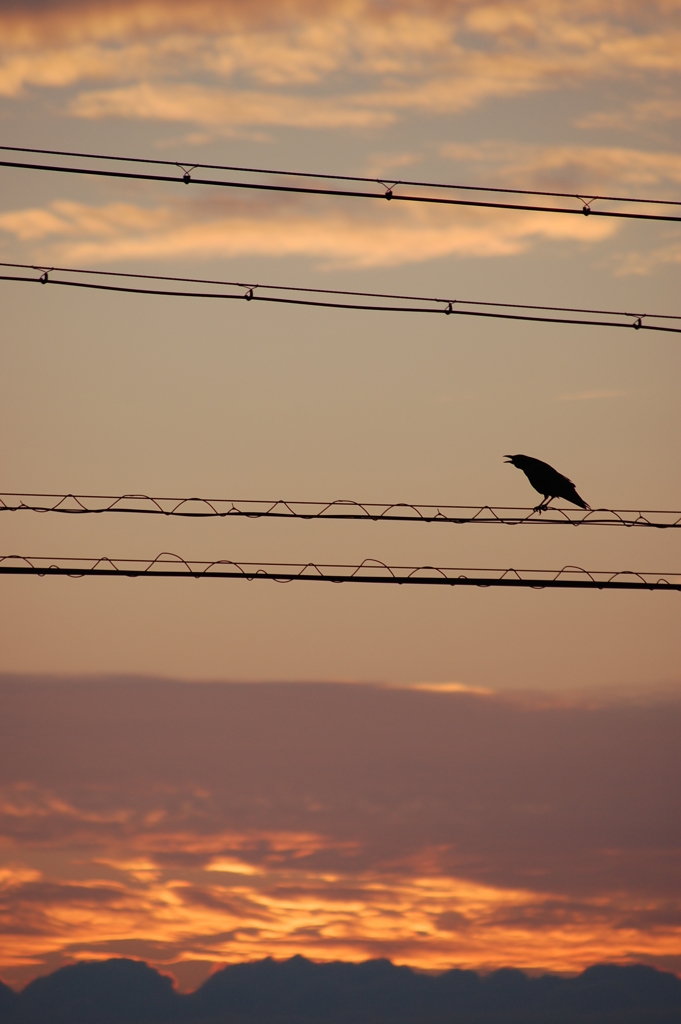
504 455 523 467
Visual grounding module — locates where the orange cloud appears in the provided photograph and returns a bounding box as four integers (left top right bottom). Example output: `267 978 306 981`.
576 97 681 130
440 141 681 194
1 679 680 987
2 844 681 984
69 82 394 128
0 1 678 123
0 195 616 268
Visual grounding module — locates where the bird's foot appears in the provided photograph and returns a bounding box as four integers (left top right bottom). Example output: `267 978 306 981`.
533 503 548 513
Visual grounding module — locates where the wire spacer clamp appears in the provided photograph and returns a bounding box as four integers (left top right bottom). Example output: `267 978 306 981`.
177 163 197 184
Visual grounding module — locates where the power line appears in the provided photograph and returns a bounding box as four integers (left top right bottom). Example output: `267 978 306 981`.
5 143 680 205
1 263 677 334
1 145 679 223
3 493 680 529
1 554 679 590
3 261 678 321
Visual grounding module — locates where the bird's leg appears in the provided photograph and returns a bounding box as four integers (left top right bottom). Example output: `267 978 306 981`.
533 496 550 513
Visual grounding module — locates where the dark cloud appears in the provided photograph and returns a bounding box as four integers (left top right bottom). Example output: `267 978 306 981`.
0 678 680 982
0 881 125 907
1 678 679 895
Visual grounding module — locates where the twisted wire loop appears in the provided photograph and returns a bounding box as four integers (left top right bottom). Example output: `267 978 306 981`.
553 565 597 583
405 565 450 580
0 554 679 590
144 551 196 576
350 559 396 579
0 555 36 568
2 494 681 528
606 570 653 587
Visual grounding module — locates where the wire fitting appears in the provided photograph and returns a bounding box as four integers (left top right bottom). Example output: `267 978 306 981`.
378 181 396 200
2 262 679 335
177 163 197 184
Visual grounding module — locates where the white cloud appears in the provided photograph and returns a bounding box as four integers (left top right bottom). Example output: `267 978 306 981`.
405 682 493 694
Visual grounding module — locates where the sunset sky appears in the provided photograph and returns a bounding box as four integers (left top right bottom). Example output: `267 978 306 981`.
2 678 680 992
0 0 680 992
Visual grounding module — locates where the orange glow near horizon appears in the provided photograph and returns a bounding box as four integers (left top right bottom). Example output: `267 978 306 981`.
2 829 681 988
2 677 681 988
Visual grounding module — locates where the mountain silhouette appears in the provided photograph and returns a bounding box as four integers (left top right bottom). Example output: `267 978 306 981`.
12 959 179 1024
0 982 16 1018
1 957 681 1024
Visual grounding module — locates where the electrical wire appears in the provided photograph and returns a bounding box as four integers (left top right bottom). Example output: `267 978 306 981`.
1 553 679 590
0 263 676 334
1 145 679 222
2 493 681 528
4 143 680 204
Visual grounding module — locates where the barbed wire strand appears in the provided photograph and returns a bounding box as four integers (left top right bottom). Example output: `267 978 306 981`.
2 494 681 528
1 554 679 590
1 267 678 334
1 148 679 222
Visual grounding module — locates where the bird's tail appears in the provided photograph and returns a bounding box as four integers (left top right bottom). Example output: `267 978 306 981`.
572 490 590 510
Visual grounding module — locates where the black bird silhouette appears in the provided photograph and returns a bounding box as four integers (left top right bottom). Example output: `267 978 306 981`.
505 454 590 511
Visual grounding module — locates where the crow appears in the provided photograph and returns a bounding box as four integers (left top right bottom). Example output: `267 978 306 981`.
504 454 590 511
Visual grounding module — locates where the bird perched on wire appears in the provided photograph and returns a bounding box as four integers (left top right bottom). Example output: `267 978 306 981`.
504 454 590 511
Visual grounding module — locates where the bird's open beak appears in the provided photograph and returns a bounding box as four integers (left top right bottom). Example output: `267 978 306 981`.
504 456 514 463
